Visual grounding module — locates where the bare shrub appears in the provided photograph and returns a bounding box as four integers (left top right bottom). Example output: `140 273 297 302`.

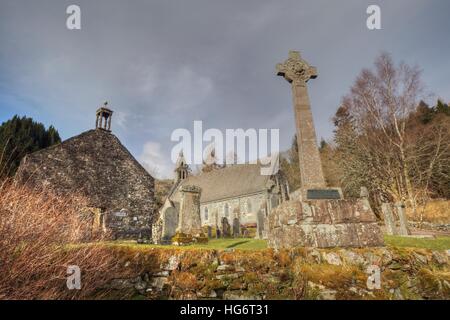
0 181 117 299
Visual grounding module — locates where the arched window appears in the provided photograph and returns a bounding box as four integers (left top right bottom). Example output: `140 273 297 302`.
204 207 209 221
246 199 252 213
224 203 229 218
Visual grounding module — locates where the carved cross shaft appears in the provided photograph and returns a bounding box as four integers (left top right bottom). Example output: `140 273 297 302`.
276 51 326 193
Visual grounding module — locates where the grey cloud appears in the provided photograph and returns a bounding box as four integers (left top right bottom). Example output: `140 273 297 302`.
0 0 449 178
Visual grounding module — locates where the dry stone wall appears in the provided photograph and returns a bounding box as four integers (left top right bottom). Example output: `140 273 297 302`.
100 246 450 300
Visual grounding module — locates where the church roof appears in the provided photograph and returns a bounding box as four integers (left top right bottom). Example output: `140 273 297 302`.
176 164 272 203
17 129 156 212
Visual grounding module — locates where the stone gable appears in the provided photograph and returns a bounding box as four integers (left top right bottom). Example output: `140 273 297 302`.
16 129 156 239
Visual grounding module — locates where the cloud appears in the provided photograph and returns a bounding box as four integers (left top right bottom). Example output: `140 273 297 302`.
0 0 448 182
139 141 173 179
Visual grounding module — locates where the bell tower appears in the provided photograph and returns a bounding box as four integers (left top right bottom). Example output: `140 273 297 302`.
175 151 189 182
96 102 114 132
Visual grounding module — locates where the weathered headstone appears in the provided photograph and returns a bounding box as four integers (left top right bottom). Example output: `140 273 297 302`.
221 217 231 238
381 203 397 235
216 227 221 239
256 209 266 239
232 217 240 238
360 186 369 199
395 202 410 236
161 207 178 243
207 225 212 238
276 51 325 191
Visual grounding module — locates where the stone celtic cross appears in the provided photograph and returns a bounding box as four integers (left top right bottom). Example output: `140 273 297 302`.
276 51 326 194
276 51 317 86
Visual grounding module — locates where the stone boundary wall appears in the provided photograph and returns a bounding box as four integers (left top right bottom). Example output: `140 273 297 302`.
100 246 449 300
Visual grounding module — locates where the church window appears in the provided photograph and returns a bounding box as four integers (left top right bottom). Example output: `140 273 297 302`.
204 207 209 220
224 203 229 218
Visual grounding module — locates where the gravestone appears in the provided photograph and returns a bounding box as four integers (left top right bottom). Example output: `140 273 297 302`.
395 202 410 236
216 227 221 239
256 209 266 239
360 186 369 199
161 207 178 243
381 203 397 235
232 217 240 238
207 225 212 238
221 217 231 238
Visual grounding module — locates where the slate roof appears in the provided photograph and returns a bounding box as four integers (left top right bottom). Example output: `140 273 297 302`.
175 164 271 203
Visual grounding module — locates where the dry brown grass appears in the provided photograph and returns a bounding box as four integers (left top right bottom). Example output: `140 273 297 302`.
407 200 450 223
0 180 117 300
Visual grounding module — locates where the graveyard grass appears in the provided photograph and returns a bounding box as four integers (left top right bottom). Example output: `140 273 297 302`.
384 235 450 250
102 235 450 251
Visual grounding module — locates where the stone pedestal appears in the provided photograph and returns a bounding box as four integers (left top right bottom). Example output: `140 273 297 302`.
173 185 207 245
267 199 384 249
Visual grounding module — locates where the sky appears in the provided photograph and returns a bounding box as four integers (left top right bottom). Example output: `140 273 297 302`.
1 0 449 179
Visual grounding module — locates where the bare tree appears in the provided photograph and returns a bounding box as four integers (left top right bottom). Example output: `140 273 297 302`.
334 53 450 212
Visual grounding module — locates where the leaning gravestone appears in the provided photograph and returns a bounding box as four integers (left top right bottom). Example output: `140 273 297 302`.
381 203 397 235
232 217 240 238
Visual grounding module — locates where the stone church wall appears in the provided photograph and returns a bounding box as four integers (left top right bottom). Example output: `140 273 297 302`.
200 193 268 227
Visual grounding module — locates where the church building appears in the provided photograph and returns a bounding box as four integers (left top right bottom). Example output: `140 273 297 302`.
152 152 290 243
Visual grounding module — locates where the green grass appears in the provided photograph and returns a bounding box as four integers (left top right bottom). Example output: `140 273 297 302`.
97 235 450 251
102 238 268 251
384 235 450 251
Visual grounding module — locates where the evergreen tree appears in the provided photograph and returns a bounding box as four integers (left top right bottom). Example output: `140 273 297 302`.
436 99 450 116
0 115 61 177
